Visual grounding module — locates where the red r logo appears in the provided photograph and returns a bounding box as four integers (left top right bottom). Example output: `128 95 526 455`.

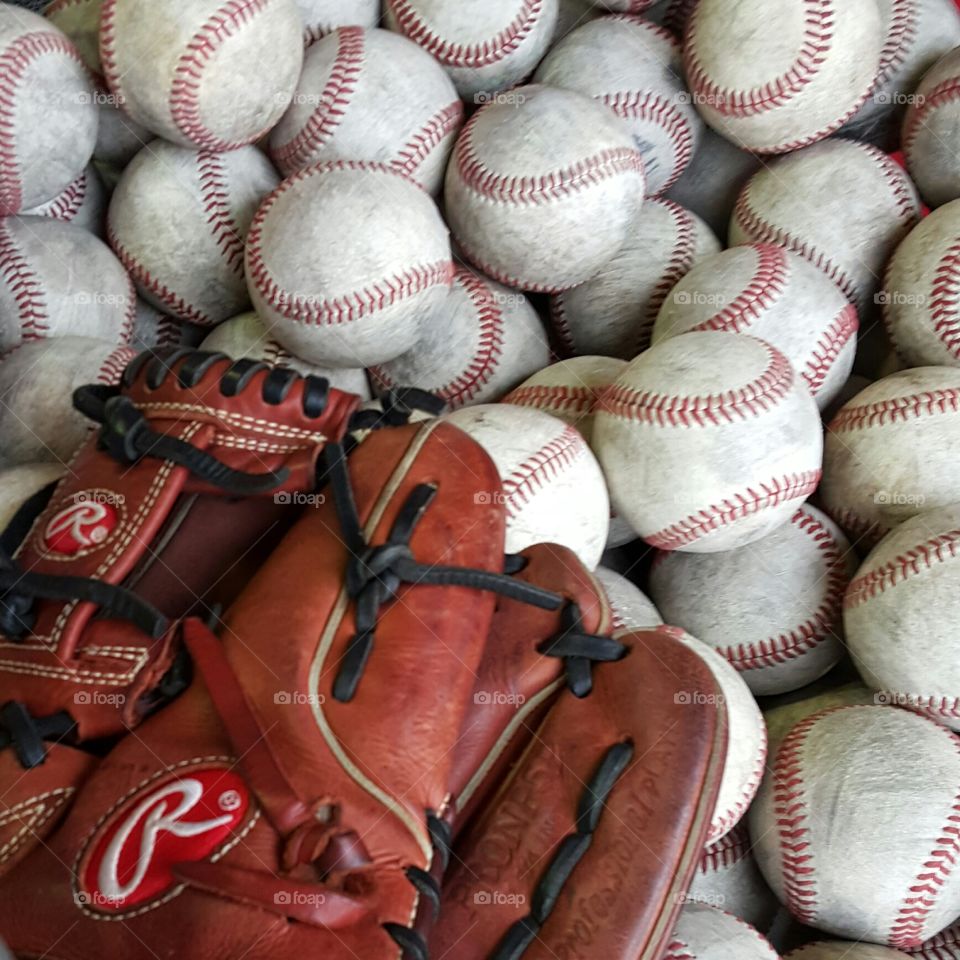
43 500 118 555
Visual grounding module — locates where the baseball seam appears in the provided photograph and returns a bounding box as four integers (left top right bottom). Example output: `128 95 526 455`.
709 737 767 844
929 241 960 361
0 220 48 340
879 0 919 87
803 304 857 397
501 425 585 520
905 76 960 163
506 384 600 418
393 99 464 181
829 388 960 431
699 825 752 874
826 505 888 549
98 347 136 388
33 169 88 222
197 152 246 274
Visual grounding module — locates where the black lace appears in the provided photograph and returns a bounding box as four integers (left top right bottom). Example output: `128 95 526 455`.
0 701 76 770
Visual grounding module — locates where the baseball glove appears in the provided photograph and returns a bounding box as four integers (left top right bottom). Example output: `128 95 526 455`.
0 348 362 877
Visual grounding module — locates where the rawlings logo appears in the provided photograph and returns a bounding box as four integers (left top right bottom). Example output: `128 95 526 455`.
43 499 119 555
78 768 250 913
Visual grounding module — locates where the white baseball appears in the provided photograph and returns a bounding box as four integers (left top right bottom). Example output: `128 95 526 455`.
270 27 462 194
763 681 876 755
0 337 136 468
534 15 702 196
594 331 823 553
683 0 883 154
200 311 372 398
905 48 960 208
665 903 779 960
650 505 856 697
549 198 720 359
22 163 106 236
787 944 912 960
370 266 549 410
750 705 960 948
653 244 858 410
592 565 662 632
0 217 134 356
690 825 780 934
844 503 960 732
820 367 960 548
0 7 97 215
296 0 380 45
384 0 559 98
442 404 610 568
883 200 960 367
730 139 922 312
246 160 453 368
99 0 303 151
912 920 960 960
0 463 67 531
109 142 279 328
444 84 646 293
130 300 185 353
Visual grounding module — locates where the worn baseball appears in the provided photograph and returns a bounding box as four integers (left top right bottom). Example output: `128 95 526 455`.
683 0 883 154
650 505 856 697
883 200 960 367
99 0 303 150
787 944 912 960
593 566 662 632
549 198 720 359
444 84 646 292
912 920 960 960
443 404 610 568
730 139 922 312
905 48 960 207
0 337 136 468
200 311 371 398
665 903 779 960
751 705 960 948
844 503 960 732
764 682 876 755
534 15 703 196
820 367 960 548
296 0 380 45
246 160 453 368
653 244 858 410
270 27 462 194
109 142 279 328
690 825 780 933
130 300 186 353
22 163 106 236
595 332 823 553
0 7 98 214
384 0 559 98
370 266 549 410
0 217 134 356
0 463 67 531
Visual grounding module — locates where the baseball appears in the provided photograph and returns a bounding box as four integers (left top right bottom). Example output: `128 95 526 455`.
0 216 134 355
912 920 960 960
270 27 462 194
200 311 372 398
246 160 453 367
0 6 97 215
730 139 922 312
594 331 824 553
370 266 549 410
665 903 779 960
905 47 960 207
0 462 67 531
593 565 662 632
0 337 135 468
883 200 960 367
109 142 278 328
99 0 303 150
296 0 380 45
764 681 876 755
444 84 646 292
549 197 721 359
650 504 857 697
23 163 106 236
384 0 559 98
683 0 883 154
750 705 960 948
130 300 187 353
844 502 960 732
787 944 912 960
652 243 859 410
689 825 780 934
820 367 960 547
442 403 610 568
534 15 703 196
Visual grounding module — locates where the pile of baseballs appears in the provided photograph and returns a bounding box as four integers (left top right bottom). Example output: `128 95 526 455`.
6 0 960 953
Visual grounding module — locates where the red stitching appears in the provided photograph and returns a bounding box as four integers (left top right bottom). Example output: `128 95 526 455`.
685 0 835 117
599 341 795 427
31 169 88 223
829 389 960 431
914 921 960 960
710 739 767 844
197 152 245 274
929 242 960 362
905 77 960 164
646 471 822 551
386 0 545 68
501 425 585 520
271 24 365 175
97 346 136 386
660 0 697 36
155 315 183 350
825 505 888 549
717 508 847 672
549 294 577 354
108 222 214 327
169 0 275 151
699 823 751 874
505 384 600 418
0 31 86 214
878 0 919 87
803 303 858 396
0 220 48 339
393 100 464 180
